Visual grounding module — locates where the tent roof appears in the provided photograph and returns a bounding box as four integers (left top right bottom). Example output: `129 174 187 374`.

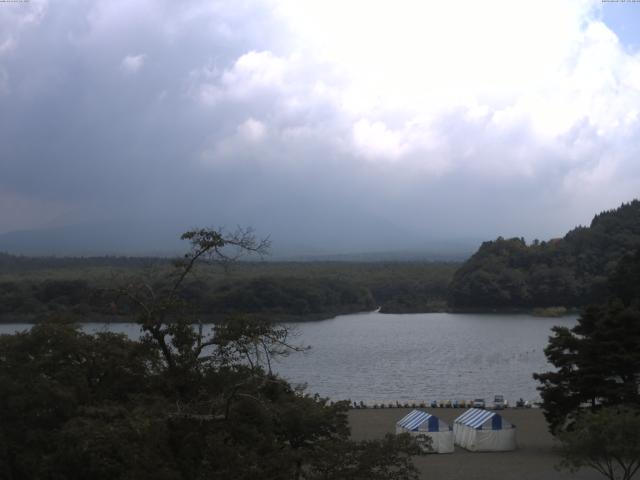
454 408 506 429
397 410 444 432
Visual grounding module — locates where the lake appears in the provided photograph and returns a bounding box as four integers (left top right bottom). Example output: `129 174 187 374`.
0 311 576 405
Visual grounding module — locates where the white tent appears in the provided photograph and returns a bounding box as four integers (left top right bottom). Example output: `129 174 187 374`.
396 410 454 453
453 408 516 452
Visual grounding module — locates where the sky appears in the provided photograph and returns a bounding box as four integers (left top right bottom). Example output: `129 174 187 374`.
1 0 640 255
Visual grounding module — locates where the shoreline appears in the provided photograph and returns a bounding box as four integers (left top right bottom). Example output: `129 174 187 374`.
349 407 600 480
0 306 580 325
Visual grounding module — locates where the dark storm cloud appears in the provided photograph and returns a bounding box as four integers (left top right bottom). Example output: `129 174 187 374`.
1 0 640 254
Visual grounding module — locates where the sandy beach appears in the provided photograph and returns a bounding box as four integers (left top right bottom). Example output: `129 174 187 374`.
348 408 601 480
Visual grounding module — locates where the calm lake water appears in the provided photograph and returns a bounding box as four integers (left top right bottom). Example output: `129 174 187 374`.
0 311 576 405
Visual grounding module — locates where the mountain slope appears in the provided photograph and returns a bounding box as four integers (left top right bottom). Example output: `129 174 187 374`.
449 200 640 309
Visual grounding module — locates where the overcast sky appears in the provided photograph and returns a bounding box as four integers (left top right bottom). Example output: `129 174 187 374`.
1 0 640 253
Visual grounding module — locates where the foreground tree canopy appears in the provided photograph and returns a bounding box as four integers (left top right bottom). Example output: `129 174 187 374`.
557 406 640 480
0 228 422 480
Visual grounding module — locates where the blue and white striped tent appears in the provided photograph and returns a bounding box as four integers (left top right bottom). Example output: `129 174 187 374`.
453 408 516 451
396 410 454 453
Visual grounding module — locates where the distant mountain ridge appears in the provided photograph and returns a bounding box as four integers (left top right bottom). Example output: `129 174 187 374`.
0 222 479 261
0 252 168 273
449 200 640 309
0 222 186 257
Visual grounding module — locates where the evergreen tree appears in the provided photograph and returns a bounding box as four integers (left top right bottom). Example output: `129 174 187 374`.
534 248 640 433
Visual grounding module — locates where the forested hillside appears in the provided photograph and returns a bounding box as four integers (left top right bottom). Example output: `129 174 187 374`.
449 200 640 310
0 259 457 322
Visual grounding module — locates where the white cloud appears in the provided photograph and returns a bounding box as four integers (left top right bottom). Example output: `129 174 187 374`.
0 37 15 55
223 50 286 89
352 119 408 161
191 0 640 187
238 117 266 142
190 50 290 105
0 0 47 97
0 0 48 28
121 53 146 73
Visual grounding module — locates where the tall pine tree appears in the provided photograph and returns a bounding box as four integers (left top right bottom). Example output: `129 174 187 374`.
534 249 640 433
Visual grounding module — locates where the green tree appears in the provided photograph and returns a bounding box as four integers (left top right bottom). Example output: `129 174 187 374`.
450 200 640 310
534 249 640 433
0 227 424 480
0 324 168 480
557 406 640 480
306 433 421 480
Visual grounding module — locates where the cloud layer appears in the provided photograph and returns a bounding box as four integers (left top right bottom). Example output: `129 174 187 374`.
1 0 640 253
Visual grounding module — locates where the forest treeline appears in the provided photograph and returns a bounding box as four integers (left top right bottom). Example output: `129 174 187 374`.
449 200 640 310
0 258 457 322
3 200 640 320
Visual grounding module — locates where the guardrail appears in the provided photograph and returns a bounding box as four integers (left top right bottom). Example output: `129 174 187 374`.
340 400 538 409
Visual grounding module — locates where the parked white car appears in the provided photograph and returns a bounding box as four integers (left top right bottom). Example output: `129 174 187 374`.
472 398 486 409
493 394 506 410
